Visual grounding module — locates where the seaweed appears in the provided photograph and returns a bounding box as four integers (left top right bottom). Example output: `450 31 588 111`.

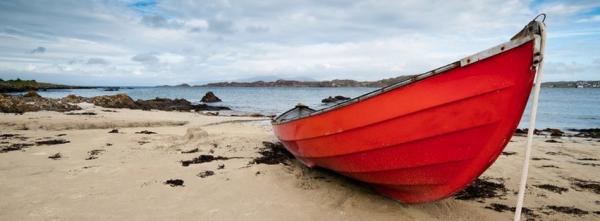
136 130 156 134
534 184 568 194
546 206 588 216
454 177 507 201
0 143 34 153
164 179 184 187
502 151 517 156
569 178 600 194
181 154 233 167
35 139 70 145
251 141 295 165
48 153 62 160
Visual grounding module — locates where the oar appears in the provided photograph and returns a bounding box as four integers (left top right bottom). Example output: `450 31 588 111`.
513 14 546 221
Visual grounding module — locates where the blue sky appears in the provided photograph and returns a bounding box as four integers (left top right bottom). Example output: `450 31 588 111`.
0 0 598 86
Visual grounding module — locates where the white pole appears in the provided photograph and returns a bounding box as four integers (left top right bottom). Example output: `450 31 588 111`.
513 21 546 221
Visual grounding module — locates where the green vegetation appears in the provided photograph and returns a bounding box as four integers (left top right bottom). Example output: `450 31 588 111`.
0 79 84 93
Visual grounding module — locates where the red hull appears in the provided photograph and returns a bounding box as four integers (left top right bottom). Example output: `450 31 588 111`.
272 23 543 203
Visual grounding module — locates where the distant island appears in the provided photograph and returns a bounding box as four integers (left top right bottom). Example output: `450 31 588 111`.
541 81 600 88
0 78 92 93
202 78 600 89
200 75 418 88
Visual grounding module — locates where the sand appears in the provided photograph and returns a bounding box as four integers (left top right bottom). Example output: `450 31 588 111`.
0 106 599 220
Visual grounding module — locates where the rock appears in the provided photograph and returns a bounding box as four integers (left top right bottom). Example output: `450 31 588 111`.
103 87 119 91
1 93 232 113
0 94 81 113
334 95 350 100
23 91 41 98
541 128 564 137
322 95 351 103
569 128 600 138
89 94 137 109
321 96 337 103
201 91 222 103
135 97 193 111
192 104 231 111
62 94 87 103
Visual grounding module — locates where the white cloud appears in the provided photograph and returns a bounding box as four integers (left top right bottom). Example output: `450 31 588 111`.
0 0 598 85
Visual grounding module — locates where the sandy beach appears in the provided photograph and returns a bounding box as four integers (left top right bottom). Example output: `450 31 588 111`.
1 106 599 220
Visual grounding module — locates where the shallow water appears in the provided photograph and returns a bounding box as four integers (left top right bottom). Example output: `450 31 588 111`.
15 87 600 129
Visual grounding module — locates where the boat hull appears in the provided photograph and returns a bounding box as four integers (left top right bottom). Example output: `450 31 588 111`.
273 39 537 203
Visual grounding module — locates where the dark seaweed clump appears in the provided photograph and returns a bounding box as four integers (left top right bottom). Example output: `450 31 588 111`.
136 130 156 134
181 154 231 167
164 179 184 187
48 153 62 160
251 141 295 165
454 178 507 200
501 151 517 156
570 178 600 194
65 112 96 115
35 139 70 145
534 184 568 194
531 157 550 161
0 143 34 153
546 206 588 216
485 203 537 218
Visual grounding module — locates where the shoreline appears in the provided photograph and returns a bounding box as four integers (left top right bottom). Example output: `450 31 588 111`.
1 92 598 131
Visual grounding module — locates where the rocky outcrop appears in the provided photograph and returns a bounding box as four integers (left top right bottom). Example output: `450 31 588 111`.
0 93 231 113
0 94 81 113
61 94 87 103
201 91 222 103
136 97 194 111
321 95 351 103
89 94 137 109
192 104 231 111
23 91 41 98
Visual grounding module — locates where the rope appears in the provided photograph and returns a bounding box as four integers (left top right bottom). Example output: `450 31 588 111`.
513 19 546 221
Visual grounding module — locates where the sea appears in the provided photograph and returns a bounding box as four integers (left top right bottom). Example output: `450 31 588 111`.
11 87 600 130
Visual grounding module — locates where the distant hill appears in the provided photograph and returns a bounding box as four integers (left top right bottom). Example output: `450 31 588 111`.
541 81 600 88
201 75 418 88
0 79 91 93
233 75 317 82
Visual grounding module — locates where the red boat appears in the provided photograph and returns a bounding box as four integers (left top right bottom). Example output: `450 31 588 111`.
272 19 546 203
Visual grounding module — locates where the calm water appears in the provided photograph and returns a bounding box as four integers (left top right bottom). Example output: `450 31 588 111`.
15 87 600 129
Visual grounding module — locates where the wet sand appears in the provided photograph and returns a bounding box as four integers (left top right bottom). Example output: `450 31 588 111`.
1 107 599 220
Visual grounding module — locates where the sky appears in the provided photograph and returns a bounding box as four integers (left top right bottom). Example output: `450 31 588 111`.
0 0 599 86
